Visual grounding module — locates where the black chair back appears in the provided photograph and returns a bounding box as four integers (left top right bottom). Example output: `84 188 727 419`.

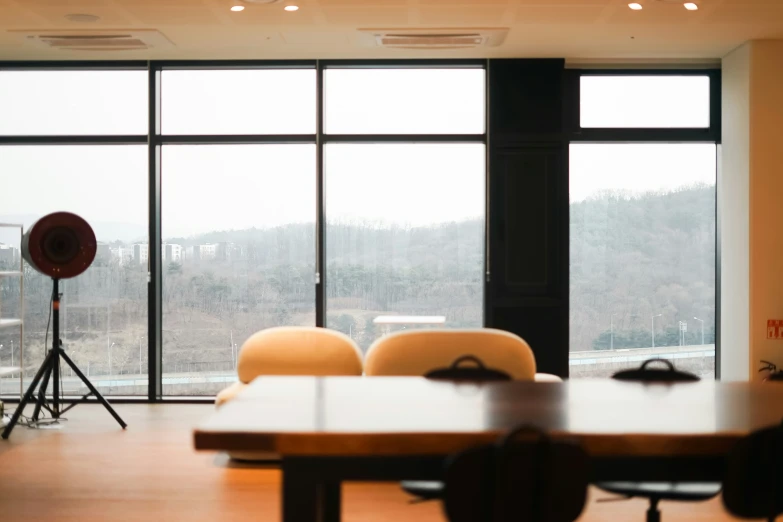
613 358 700 383
723 420 783 522
425 355 512 382
442 425 589 522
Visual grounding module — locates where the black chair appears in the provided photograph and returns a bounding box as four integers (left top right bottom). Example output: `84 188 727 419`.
596 358 722 522
401 355 512 503
722 420 783 522
442 425 590 522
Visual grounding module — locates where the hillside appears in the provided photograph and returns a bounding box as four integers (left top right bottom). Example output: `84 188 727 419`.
0 185 716 382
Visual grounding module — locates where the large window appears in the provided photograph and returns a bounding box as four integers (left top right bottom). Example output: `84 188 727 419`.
323 67 486 352
1 64 719 397
161 145 315 395
0 145 148 396
325 143 485 352
570 144 717 378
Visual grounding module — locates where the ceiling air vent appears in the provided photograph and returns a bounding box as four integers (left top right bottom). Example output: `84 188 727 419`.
9 29 175 52
358 28 508 50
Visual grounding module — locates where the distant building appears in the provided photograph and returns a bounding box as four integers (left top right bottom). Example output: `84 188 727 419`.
111 246 134 266
133 244 149 265
163 243 182 263
96 242 111 260
0 243 18 266
216 242 235 261
193 244 217 261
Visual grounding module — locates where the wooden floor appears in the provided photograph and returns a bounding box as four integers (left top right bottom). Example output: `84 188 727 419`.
0 403 741 522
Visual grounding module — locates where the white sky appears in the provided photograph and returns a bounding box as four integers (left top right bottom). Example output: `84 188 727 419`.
0 70 715 243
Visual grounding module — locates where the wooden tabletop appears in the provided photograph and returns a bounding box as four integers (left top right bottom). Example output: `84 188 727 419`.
194 376 783 457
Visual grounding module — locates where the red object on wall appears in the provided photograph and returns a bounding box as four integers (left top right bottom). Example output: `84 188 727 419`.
767 319 783 339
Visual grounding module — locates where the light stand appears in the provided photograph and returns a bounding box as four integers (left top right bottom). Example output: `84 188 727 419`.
2 278 127 439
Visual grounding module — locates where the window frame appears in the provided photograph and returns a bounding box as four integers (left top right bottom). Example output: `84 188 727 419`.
0 61 721 398
565 68 722 143
565 67 722 379
0 59 488 401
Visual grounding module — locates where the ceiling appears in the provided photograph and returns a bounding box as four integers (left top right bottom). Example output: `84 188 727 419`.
0 0 781 61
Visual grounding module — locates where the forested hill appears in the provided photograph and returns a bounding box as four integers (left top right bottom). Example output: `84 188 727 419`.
169 219 485 269
165 185 715 352
570 185 716 351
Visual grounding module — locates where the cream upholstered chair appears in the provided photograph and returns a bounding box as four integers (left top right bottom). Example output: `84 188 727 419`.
364 328 552 502
215 326 363 461
364 328 537 380
216 326 363 407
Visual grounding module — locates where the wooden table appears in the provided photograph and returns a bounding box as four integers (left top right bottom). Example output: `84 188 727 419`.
194 376 783 522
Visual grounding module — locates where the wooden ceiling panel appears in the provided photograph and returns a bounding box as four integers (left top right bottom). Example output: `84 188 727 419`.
419 6 509 25
515 5 607 24
322 7 410 25
705 5 783 24
317 0 408 5
419 0 510 5
0 4 44 27
118 6 223 25
227 9 318 25
0 0 782 60
17 6 137 26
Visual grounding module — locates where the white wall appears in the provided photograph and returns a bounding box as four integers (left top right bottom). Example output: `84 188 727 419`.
748 40 783 379
720 43 751 381
721 40 783 381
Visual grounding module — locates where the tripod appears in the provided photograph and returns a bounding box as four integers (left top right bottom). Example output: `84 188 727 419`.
2 278 127 439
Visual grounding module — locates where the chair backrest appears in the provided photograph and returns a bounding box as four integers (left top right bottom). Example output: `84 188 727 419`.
237 327 363 383
443 425 589 522
612 358 700 383
722 420 783 521
425 355 512 382
364 329 536 381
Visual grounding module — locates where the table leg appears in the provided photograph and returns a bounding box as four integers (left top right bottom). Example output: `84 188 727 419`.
282 462 318 522
322 481 341 522
281 460 342 522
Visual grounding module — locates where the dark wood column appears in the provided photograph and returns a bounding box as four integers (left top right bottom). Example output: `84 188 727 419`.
486 59 570 377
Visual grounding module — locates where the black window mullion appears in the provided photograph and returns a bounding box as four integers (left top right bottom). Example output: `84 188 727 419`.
322 134 485 144
148 64 163 401
316 61 326 328
0 136 147 145
159 135 316 145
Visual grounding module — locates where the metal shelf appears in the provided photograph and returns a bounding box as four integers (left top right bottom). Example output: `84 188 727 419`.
0 222 24 398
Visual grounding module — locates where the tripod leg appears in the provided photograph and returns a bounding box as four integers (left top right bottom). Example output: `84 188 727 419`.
2 349 57 439
31 355 55 422
59 350 127 429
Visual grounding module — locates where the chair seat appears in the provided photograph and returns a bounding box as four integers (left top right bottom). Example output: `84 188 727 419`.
401 480 445 501
597 481 722 501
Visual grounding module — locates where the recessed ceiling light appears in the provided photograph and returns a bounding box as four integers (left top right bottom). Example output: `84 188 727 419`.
230 5 245 11
628 3 643 10
284 5 299 11
684 2 698 10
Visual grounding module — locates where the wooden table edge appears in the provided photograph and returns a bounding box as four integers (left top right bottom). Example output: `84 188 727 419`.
193 430 744 457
